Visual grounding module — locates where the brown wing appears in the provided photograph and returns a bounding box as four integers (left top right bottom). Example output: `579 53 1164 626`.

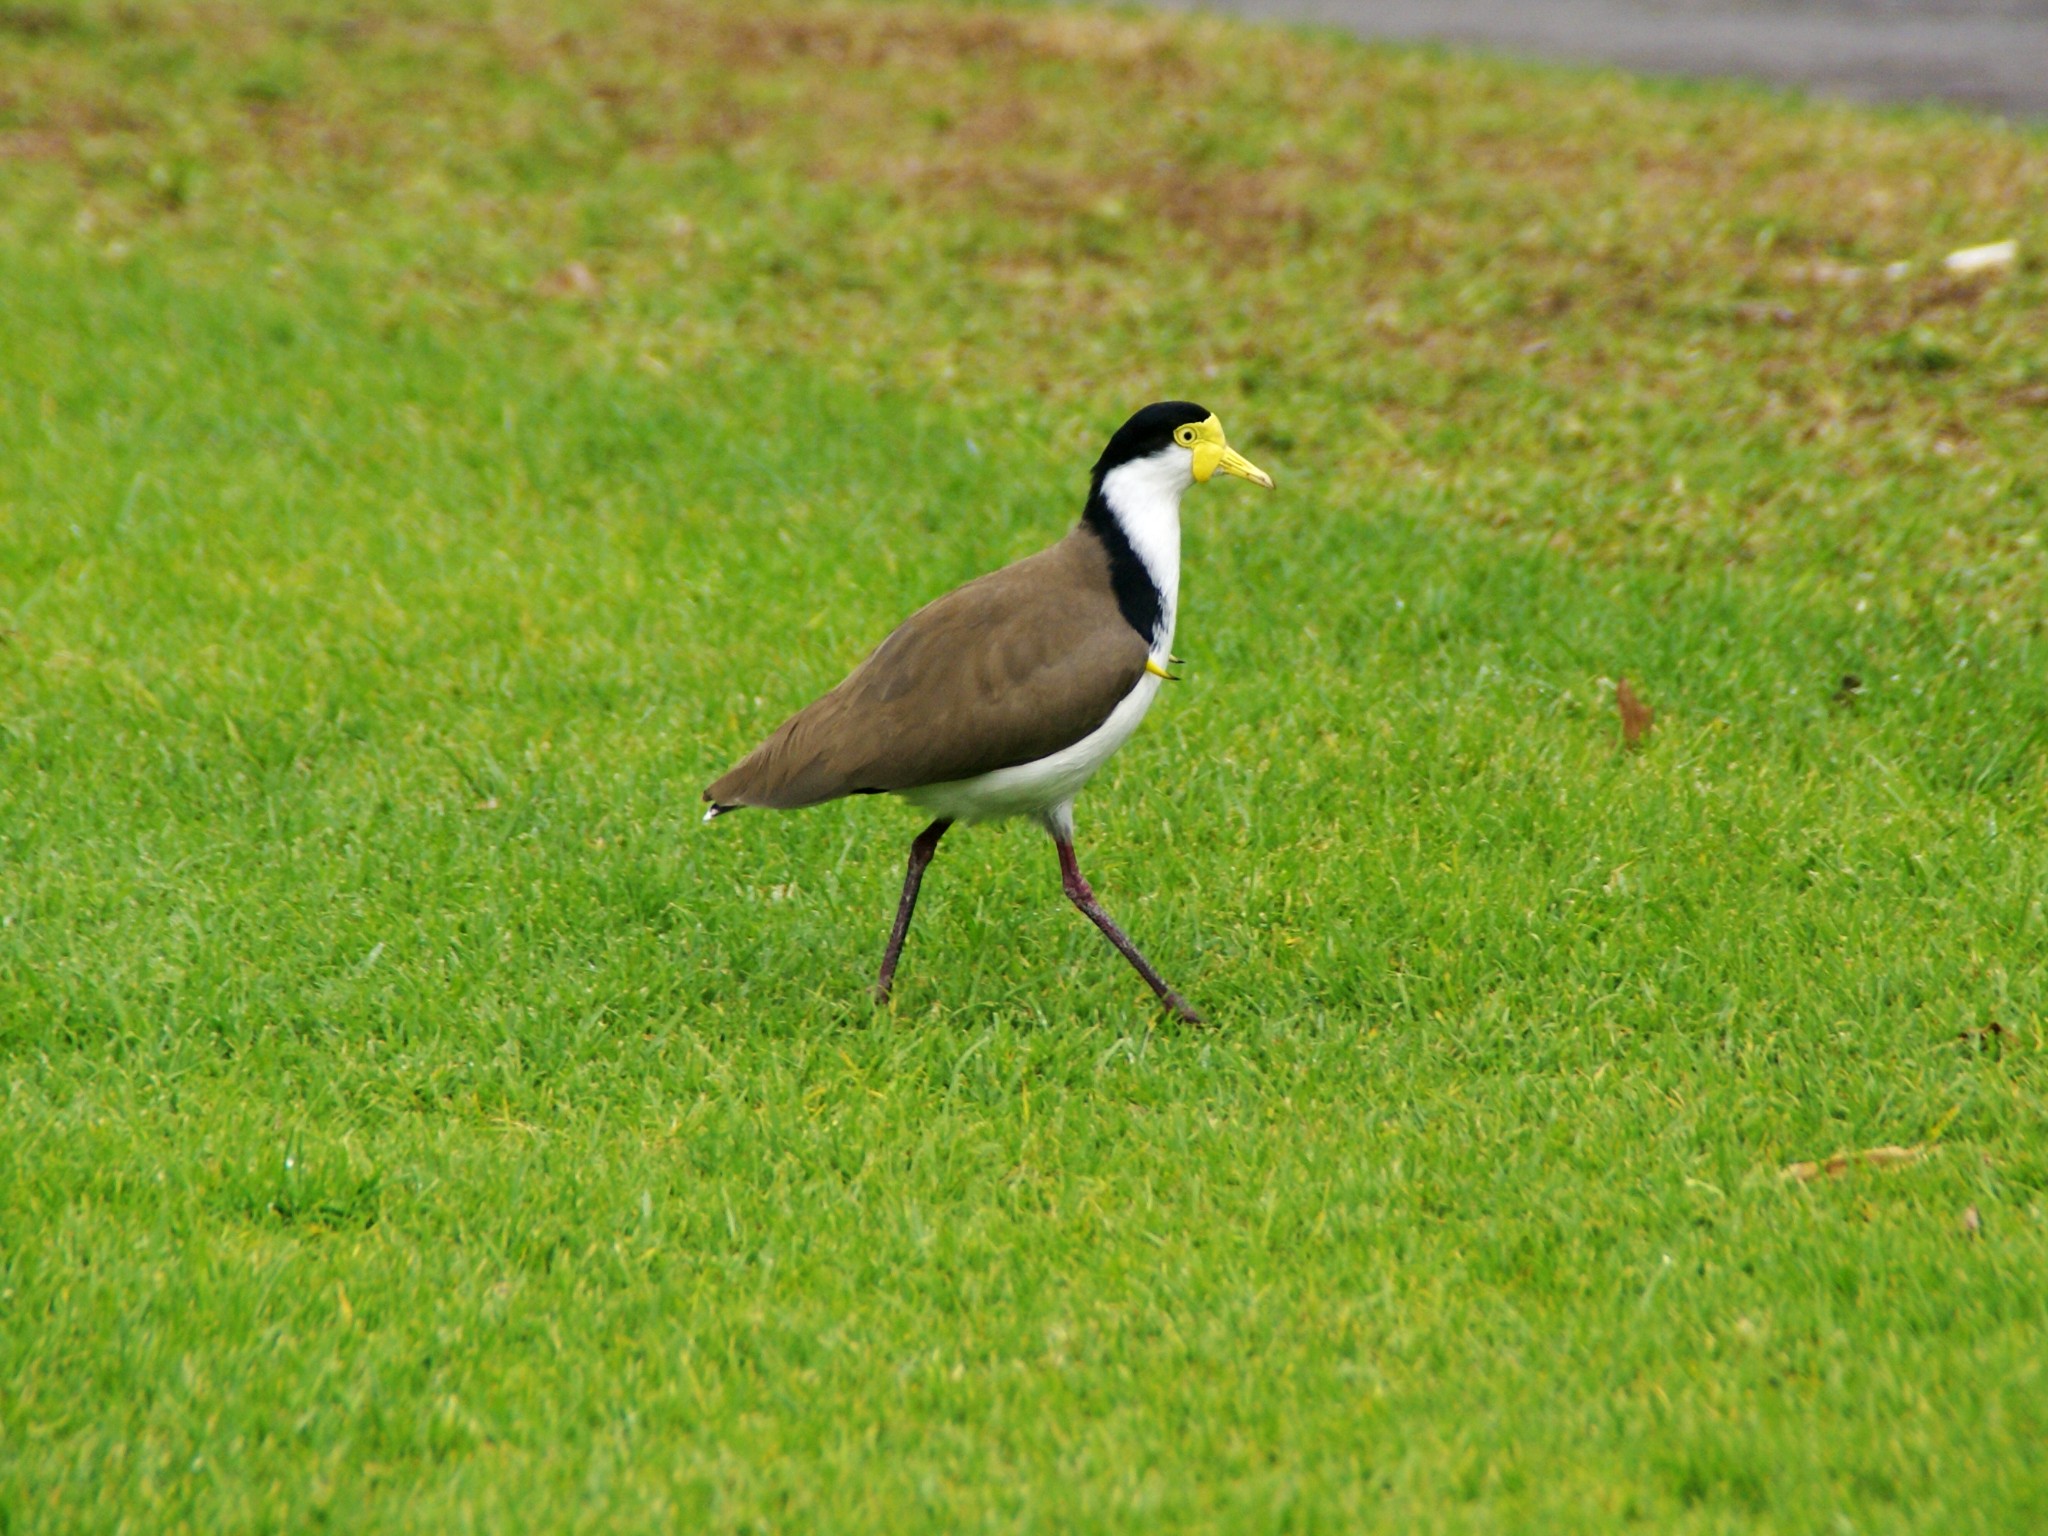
704 527 1148 810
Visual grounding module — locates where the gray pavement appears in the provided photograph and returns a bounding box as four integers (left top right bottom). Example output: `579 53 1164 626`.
1146 0 2048 116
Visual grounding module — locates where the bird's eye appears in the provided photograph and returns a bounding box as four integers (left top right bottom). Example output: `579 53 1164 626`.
1175 426 1196 446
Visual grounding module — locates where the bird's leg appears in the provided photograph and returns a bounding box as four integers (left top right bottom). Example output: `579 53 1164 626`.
874 818 952 1004
1053 834 1205 1025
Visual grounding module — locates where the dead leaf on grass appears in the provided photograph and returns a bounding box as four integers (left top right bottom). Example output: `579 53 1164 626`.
536 260 601 299
1781 1143 1932 1182
1616 676 1654 749
1960 1205 1982 1237
1955 1020 2005 1051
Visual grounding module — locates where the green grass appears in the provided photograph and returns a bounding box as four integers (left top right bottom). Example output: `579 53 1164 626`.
4 0 2048 1529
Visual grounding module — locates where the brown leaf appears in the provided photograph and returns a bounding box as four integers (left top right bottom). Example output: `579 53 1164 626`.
1616 676 1654 748
1857 1145 1927 1169
1955 1021 2004 1051
1960 1205 1982 1237
537 260 601 299
1781 1143 1932 1182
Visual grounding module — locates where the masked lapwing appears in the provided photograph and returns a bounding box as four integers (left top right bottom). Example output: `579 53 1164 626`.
703 401 1273 1023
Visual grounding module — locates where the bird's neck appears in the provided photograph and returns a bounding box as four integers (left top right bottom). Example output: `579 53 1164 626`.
1082 457 1185 656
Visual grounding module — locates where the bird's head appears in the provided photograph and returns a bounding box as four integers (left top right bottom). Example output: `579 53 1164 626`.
1091 401 1275 493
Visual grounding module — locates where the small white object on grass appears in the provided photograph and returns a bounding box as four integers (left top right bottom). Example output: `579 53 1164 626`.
1801 259 1912 285
1943 239 2017 276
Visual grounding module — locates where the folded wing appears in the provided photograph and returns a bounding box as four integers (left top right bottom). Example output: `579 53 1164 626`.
704 529 1148 810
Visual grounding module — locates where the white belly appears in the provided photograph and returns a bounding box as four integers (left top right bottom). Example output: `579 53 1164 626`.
900 672 1164 827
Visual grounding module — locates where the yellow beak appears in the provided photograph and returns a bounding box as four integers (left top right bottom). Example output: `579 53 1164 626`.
1189 417 1275 488
1199 442 1275 488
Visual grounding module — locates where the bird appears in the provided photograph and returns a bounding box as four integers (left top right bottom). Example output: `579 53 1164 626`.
702 401 1273 1023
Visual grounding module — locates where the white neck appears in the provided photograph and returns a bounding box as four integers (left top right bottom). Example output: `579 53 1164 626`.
1098 449 1190 656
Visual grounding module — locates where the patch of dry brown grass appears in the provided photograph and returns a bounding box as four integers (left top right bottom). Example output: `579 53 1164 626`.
4 0 2043 604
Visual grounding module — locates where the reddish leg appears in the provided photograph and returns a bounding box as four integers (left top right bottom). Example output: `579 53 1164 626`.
874 818 952 1003
1054 834 1205 1024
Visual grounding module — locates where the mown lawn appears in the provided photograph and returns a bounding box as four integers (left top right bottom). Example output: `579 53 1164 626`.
3 1 2046 1530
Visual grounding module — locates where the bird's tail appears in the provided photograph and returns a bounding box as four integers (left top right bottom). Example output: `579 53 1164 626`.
702 801 740 824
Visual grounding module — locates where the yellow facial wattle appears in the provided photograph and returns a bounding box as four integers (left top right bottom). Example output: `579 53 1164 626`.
1179 414 1275 488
